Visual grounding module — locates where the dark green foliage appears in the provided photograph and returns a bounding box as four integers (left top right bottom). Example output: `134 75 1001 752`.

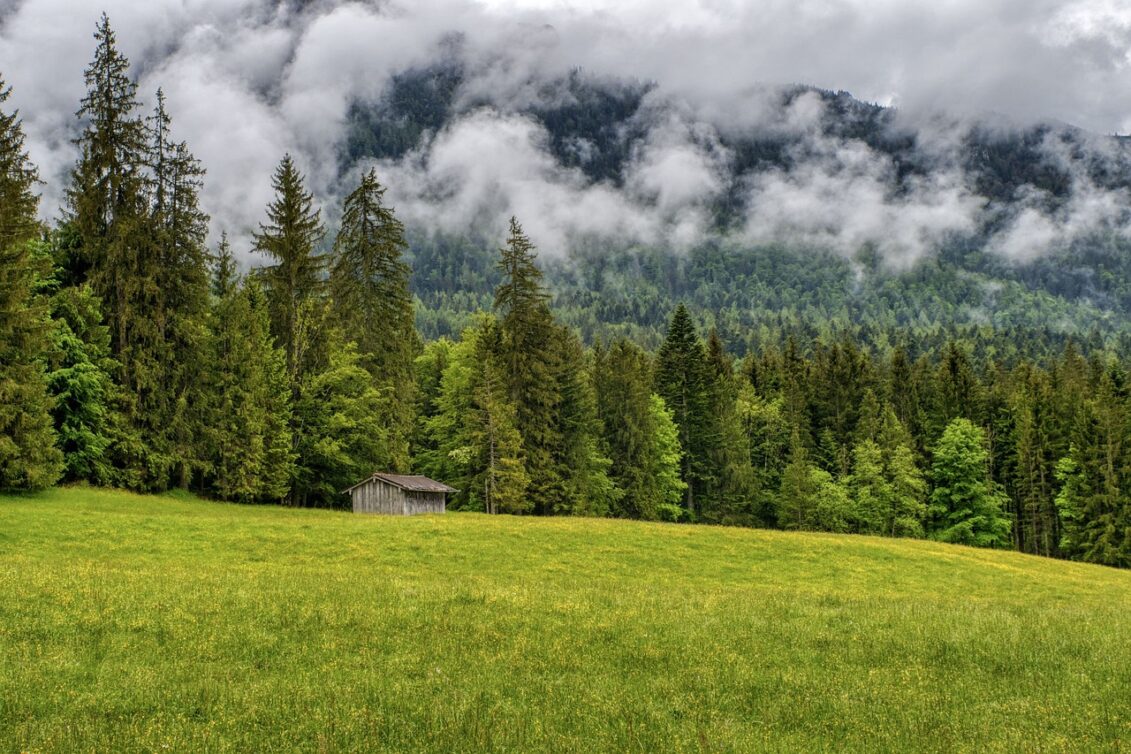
329 169 418 471
0 81 62 490
0 240 63 490
64 18 211 490
702 329 757 523
593 339 684 519
204 262 294 504
66 15 148 370
493 218 562 514
653 304 714 517
45 282 117 485
255 155 326 381
1053 371 1131 567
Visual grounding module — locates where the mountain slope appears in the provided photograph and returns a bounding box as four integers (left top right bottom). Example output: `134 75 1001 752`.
2 487 1129 751
337 69 1131 346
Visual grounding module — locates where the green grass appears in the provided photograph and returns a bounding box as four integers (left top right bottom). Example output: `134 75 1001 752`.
1 488 1129 752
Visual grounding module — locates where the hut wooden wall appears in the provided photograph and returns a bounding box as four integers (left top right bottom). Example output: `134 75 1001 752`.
351 481 446 515
351 479 405 514
403 491 445 515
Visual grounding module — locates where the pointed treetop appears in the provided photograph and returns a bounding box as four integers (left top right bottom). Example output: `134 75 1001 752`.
494 215 550 319
211 231 239 299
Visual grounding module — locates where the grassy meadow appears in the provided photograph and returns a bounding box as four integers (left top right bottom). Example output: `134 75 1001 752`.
1 487 1129 752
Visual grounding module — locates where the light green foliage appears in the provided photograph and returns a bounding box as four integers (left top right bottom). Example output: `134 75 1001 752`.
4 488 1129 752
778 430 817 530
929 418 1012 547
424 319 528 514
848 407 927 537
468 326 529 515
736 383 791 526
811 467 853 533
647 394 687 513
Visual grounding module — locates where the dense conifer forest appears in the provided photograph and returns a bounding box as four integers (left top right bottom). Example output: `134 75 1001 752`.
3 16 1131 569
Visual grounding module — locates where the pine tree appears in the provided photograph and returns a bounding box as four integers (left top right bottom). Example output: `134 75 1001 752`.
736 382 791 526
144 89 211 488
205 260 294 504
255 155 326 382
778 429 817 530
1053 370 1131 567
467 321 529 514
929 418 1012 547
66 14 148 384
329 169 418 471
411 338 454 479
848 405 927 536
493 217 560 514
551 326 618 516
703 328 756 524
647 394 688 521
0 80 63 489
292 324 388 507
654 304 713 517
423 318 528 513
65 18 212 490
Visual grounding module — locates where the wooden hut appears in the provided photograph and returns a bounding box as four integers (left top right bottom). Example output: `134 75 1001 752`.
345 473 456 515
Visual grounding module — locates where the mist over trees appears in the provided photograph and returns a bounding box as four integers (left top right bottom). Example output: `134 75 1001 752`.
2 16 1131 569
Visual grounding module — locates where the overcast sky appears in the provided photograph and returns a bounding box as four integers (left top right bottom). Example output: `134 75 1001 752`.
1 0 1130 262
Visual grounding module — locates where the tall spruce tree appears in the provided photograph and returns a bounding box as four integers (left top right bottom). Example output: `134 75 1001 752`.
423 318 528 513
329 169 417 471
592 339 686 520
703 328 756 524
66 14 148 380
493 217 560 514
1053 370 1131 567
468 320 529 514
255 155 326 381
144 89 211 487
65 18 211 489
205 252 294 504
0 79 63 489
550 325 618 516
654 304 713 517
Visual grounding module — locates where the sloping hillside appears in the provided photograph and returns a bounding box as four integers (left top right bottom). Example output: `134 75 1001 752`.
1 488 1129 752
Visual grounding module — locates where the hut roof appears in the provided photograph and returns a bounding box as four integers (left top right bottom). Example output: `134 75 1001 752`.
345 473 457 494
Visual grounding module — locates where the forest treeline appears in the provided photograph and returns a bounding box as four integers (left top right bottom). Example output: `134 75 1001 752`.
1 17 1130 568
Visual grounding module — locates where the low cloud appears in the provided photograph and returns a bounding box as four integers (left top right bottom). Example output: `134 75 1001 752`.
1 0 1130 265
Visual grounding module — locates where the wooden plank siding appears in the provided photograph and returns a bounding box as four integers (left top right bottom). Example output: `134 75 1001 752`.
350 478 446 515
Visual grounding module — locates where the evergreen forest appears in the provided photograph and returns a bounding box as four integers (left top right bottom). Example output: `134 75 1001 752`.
4 15 1131 571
